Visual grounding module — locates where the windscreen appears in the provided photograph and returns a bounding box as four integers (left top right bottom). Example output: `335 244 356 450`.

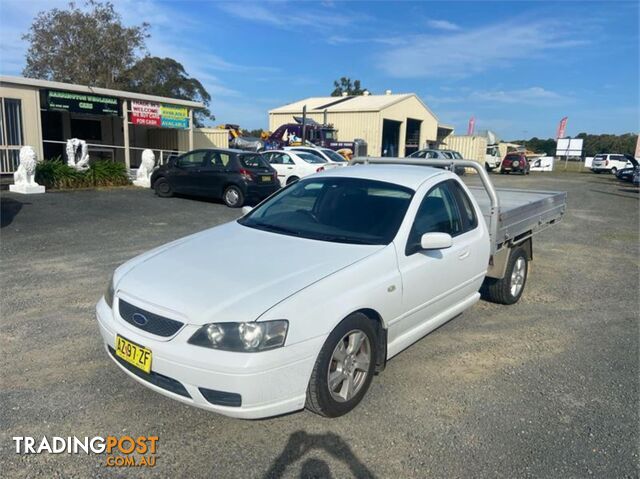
296 152 326 164
322 149 348 162
239 177 414 245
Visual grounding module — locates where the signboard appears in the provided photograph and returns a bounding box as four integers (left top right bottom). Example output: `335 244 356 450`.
130 101 161 126
556 116 568 139
160 104 189 128
46 90 119 115
555 138 583 156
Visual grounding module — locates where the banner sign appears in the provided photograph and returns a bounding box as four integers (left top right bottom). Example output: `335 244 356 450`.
46 90 119 115
160 104 189 128
467 116 475 136
131 101 161 126
556 116 568 139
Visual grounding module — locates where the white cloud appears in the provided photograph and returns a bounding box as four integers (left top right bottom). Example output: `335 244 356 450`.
426 19 460 31
218 1 353 30
380 18 589 78
426 86 568 107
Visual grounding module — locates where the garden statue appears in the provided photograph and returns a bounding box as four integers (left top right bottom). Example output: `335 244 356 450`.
9 146 45 194
66 138 90 170
133 149 156 188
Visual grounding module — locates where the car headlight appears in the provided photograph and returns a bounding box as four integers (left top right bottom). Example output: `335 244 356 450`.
188 320 289 352
104 273 115 308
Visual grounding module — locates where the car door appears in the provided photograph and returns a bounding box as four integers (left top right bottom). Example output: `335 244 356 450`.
172 150 208 194
197 151 229 198
266 153 287 187
391 179 488 342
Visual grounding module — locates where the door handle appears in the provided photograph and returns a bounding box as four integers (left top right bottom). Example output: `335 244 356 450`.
287 167 293 169
458 250 470 260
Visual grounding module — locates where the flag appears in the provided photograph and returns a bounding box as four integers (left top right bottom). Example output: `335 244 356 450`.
556 117 568 139
467 117 475 136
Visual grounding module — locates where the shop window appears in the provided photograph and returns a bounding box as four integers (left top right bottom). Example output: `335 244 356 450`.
71 118 102 141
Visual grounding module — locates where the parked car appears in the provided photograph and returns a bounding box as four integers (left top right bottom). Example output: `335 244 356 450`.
284 146 349 166
615 156 639 182
500 152 530 175
262 149 329 187
591 153 635 174
407 149 466 175
97 158 566 419
150 148 279 208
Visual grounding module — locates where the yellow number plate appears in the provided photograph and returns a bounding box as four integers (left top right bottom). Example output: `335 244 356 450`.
115 335 152 374
261 175 271 182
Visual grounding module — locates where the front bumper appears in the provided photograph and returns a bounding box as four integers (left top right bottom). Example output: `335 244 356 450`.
96 297 323 419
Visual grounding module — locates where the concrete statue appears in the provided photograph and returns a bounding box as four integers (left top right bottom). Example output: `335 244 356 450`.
133 149 156 188
66 138 90 171
10 146 45 194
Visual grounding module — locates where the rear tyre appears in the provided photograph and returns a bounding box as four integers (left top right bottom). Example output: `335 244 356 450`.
154 177 173 197
286 176 299 186
223 185 244 208
611 167 617 174
306 313 377 418
480 247 528 305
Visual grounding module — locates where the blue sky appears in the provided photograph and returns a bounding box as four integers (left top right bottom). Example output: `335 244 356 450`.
1 0 638 139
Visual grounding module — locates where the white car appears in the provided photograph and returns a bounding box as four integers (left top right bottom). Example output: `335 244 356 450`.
96 160 565 419
591 153 634 174
261 149 328 187
285 146 349 166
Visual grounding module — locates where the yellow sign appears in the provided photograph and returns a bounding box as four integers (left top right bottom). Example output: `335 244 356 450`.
160 104 189 128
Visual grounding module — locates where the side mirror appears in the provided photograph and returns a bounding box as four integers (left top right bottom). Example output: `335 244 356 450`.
241 206 253 216
420 232 453 250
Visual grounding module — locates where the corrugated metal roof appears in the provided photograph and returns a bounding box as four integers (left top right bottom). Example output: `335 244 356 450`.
0 75 205 108
269 93 416 113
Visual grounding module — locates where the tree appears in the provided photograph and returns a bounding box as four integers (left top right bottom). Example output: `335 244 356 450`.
23 1 148 88
119 57 213 126
509 133 637 157
331 77 367 97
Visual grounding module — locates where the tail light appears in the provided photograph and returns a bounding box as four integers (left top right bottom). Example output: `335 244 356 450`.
316 166 325 173
239 168 253 181
605 160 609 166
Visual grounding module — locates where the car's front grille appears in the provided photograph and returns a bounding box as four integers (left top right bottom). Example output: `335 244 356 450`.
199 387 242 407
119 299 183 337
108 346 191 398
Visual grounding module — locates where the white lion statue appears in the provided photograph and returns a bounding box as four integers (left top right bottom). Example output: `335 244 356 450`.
133 149 156 188
66 138 90 170
9 146 45 194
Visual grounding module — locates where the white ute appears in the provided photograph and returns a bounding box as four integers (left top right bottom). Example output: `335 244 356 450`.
96 158 566 419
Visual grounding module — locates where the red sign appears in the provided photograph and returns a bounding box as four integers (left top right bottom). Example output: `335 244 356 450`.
467 116 475 136
131 100 161 126
556 117 568 139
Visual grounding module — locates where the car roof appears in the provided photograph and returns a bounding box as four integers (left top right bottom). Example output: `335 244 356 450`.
312 164 446 190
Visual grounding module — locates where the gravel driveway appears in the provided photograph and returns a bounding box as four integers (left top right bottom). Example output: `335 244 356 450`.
1 172 638 478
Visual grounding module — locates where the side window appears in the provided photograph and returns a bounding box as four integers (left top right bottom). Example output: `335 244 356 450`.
267 153 282 165
177 151 206 168
406 182 463 255
448 181 478 232
282 154 294 165
219 153 230 167
427 151 439 159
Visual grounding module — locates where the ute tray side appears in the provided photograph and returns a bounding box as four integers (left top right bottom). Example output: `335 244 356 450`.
468 186 566 248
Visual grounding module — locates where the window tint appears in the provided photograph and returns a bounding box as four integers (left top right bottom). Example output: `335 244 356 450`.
610 155 625 161
297 152 325 164
406 182 463 255
178 151 207 168
240 154 268 168
441 151 454 159
448 181 478 232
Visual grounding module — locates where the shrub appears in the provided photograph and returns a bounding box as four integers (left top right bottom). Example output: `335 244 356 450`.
36 159 131 189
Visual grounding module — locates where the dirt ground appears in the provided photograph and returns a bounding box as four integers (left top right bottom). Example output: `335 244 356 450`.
1 170 638 478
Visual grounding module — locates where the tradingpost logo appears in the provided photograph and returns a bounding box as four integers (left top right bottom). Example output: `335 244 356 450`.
13 435 159 467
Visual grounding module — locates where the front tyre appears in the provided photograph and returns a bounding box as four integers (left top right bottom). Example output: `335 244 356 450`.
480 247 528 305
154 177 173 197
223 185 244 208
306 313 377 418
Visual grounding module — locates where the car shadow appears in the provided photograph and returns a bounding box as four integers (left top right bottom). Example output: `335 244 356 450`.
172 193 262 208
1 196 27 228
262 431 376 479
